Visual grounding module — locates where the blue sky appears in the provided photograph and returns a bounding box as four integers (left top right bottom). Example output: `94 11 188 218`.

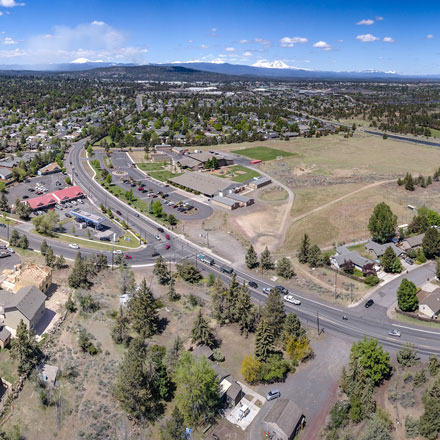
0 0 439 74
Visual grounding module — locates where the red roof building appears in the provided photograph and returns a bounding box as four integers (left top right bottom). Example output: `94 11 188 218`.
25 185 84 210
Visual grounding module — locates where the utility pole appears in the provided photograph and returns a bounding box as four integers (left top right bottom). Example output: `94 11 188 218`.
206 231 209 248
334 270 338 300
317 311 320 335
350 283 353 303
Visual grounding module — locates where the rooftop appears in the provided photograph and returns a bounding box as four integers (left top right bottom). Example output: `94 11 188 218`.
170 172 235 197
264 398 303 437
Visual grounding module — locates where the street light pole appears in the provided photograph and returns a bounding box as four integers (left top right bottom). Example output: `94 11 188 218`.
317 312 320 335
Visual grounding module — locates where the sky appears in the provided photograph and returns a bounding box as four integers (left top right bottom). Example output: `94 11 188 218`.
0 0 439 74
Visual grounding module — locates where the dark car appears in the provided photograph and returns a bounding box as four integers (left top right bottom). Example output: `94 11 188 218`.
99 237 110 241
0 224 5 228
221 265 234 275
23 195 29 199
365 299 374 308
151 251 160 257
116 210 122 216
157 227 164 233
275 285 288 295
65 213 72 218
248 281 258 289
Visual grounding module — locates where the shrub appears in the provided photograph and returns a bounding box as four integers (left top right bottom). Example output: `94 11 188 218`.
212 348 225 362
329 400 350 429
364 275 380 286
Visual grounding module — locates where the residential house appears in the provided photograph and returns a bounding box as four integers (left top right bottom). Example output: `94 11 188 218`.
1 263 52 293
331 246 377 272
419 290 440 319
402 234 425 251
0 168 12 180
0 326 11 349
0 285 46 330
263 398 305 440
365 241 405 259
38 162 62 176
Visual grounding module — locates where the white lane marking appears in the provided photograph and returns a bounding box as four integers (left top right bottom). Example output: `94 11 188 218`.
392 323 440 335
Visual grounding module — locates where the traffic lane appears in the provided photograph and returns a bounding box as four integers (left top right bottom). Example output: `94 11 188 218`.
363 130 440 148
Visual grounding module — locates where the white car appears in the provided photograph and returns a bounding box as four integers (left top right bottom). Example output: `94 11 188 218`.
155 235 161 240
7 248 14 253
262 287 272 294
113 250 122 254
284 294 301 305
388 329 401 337
69 243 80 249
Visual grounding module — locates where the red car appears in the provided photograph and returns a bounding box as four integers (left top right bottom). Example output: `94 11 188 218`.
165 234 170 240
138 187 144 191
164 244 170 250
125 255 132 259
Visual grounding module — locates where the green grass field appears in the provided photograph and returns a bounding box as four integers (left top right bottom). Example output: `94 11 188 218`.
218 164 260 182
430 128 440 138
148 170 182 182
232 146 294 161
137 162 166 172
93 135 112 147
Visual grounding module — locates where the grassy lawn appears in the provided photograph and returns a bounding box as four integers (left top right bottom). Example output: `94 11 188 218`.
137 162 166 172
232 146 294 161
93 135 112 146
117 231 141 248
0 350 18 384
394 312 440 329
430 128 440 138
217 164 260 182
34 230 138 252
148 170 182 182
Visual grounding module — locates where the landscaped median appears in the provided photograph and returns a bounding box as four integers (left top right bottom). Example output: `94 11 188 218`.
33 230 141 252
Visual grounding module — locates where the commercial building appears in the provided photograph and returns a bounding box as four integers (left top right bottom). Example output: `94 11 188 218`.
38 162 62 176
170 172 236 197
0 285 46 330
212 195 240 210
26 185 84 210
248 176 272 189
71 210 105 228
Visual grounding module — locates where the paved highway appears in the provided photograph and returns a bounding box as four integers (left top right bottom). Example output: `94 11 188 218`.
6 137 440 355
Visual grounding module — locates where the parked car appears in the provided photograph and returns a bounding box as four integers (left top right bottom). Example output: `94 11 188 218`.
266 389 281 401
125 255 132 260
164 244 170 250
65 213 72 218
405 258 414 265
388 329 401 337
69 243 80 249
99 237 110 241
23 195 29 199
284 294 301 305
248 281 258 289
0 224 5 228
113 250 122 254
7 248 14 254
365 299 374 308
262 287 272 294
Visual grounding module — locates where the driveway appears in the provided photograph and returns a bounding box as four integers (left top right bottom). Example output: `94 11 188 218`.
248 332 351 439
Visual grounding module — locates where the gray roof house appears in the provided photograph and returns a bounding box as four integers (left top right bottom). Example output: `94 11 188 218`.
331 251 374 271
419 290 440 319
0 285 46 330
402 233 425 251
365 241 404 258
263 398 305 440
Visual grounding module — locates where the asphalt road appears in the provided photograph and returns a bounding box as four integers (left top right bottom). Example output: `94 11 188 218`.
363 129 440 148
7 137 440 356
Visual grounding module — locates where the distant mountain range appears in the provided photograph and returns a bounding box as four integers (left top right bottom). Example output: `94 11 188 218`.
0 59 439 81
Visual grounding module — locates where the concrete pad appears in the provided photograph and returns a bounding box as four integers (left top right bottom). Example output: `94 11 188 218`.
421 282 438 292
226 397 262 431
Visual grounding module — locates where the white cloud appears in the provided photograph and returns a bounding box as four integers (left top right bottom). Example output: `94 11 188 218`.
0 0 25 7
356 33 379 42
3 37 16 45
313 41 331 50
20 22 148 64
0 48 26 57
427 34 434 39
383 37 394 43
376 16 384 21
211 28 216 32
91 21 105 26
254 37 271 46
280 36 308 47
243 51 252 57
200 44 208 49
357 19 374 25
239 39 249 44
0 11 3 16
225 47 235 52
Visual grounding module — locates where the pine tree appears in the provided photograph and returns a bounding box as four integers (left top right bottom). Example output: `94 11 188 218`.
423 227 440 259
161 406 185 440
55 255 67 269
236 285 256 336
276 257 295 279
0 193 8 212
40 239 48 256
260 246 274 271
307 245 322 268
381 246 397 273
11 320 39 375
128 278 159 338
45 246 56 268
397 279 419 312
167 275 179 301
111 307 130 346
368 202 397 244
262 290 286 338
255 319 274 361
165 335 184 373
68 252 90 288
245 244 259 269
191 310 215 348
19 234 28 250
153 255 171 285
65 292 76 313
298 233 310 263
9 229 20 247
282 313 306 346
211 277 228 324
